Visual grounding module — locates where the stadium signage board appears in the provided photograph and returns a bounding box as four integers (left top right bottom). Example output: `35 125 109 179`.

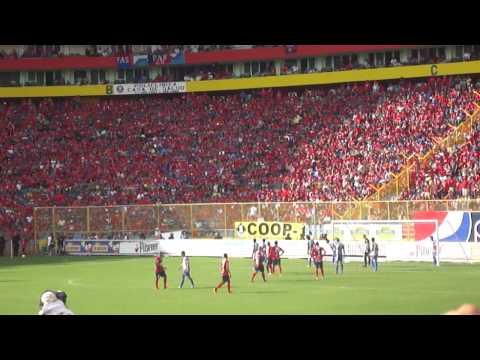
108 82 186 95
64 240 120 255
234 221 305 240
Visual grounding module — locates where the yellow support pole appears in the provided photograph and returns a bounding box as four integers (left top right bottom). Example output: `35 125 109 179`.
224 204 227 239
190 204 194 239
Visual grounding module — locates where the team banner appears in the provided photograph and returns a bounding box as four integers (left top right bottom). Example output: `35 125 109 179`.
108 82 186 95
64 240 121 256
150 53 185 65
234 221 305 240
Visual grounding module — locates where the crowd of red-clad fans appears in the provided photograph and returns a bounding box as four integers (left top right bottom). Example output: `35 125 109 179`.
400 121 480 200
0 75 478 240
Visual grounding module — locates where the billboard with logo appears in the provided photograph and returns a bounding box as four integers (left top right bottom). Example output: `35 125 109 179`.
64 240 121 255
234 221 305 240
413 211 479 242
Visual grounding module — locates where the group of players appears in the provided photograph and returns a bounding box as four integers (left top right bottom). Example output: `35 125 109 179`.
152 234 381 294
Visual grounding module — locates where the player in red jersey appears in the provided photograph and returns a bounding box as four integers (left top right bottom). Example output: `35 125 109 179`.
214 253 232 294
251 248 267 282
311 242 326 280
272 241 285 275
154 254 167 290
267 242 275 275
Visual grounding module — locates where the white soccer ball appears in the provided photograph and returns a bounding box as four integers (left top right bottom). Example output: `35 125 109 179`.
21 254 26 258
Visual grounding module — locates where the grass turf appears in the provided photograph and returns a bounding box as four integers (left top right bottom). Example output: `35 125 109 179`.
1 255 480 315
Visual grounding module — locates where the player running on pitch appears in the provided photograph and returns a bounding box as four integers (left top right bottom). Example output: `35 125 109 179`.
311 242 326 280
155 253 168 290
214 253 232 294
251 247 267 282
272 241 285 275
178 251 195 288
335 238 345 274
267 241 275 275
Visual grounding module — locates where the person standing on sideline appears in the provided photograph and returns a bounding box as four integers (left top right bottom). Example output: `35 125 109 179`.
47 233 55 256
363 235 371 267
370 238 379 272
431 236 438 266
178 251 195 288
12 233 20 257
335 238 345 274
0 235 5 256
307 234 315 267
20 238 28 256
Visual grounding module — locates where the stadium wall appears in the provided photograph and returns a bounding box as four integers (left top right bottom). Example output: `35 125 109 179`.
0 84 108 98
62 239 480 263
2 60 480 98
186 61 480 93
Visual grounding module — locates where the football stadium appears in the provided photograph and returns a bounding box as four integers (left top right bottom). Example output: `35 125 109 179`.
1 45 480 315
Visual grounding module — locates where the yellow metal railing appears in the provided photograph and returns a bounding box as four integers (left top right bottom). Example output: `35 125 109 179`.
33 199 480 250
366 99 480 202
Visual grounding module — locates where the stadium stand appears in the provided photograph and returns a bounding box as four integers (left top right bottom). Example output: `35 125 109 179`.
401 121 480 200
0 75 478 239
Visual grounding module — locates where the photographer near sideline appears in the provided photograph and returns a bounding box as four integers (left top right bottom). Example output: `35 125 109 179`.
38 290 74 315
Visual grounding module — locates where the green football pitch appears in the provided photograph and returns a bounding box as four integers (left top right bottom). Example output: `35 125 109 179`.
1 256 480 315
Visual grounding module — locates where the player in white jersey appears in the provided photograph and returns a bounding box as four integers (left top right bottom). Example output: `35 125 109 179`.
179 251 195 288
259 239 267 268
326 239 336 264
251 239 259 259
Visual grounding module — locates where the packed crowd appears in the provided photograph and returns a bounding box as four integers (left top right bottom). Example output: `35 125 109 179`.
0 45 262 59
401 121 480 200
0 75 478 239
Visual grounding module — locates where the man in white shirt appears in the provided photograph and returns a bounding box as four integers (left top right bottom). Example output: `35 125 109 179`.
179 251 195 288
38 291 74 315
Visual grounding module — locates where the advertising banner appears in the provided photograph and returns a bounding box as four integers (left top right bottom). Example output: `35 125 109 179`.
413 211 477 242
322 223 403 241
234 221 305 240
64 240 121 256
108 82 186 95
63 238 476 262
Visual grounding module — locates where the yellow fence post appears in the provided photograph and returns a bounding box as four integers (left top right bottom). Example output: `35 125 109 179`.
190 204 194 239
86 207 90 234
224 204 228 239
